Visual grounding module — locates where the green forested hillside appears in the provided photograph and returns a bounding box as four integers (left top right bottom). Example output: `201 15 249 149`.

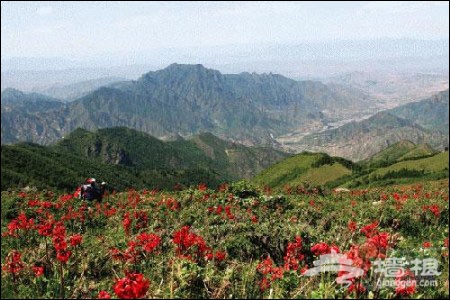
1 142 227 192
1 127 288 191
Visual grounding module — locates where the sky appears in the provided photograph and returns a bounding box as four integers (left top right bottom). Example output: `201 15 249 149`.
2 1 449 60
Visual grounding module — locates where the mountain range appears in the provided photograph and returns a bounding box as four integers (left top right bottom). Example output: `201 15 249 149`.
1 63 374 147
281 90 449 161
3 125 447 192
1 64 448 162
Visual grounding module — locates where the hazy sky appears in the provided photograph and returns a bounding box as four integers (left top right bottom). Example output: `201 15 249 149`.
2 1 449 59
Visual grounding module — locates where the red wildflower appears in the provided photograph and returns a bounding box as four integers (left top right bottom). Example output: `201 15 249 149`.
37 218 54 236
165 198 180 211
69 234 83 247
40 201 53 209
257 256 274 275
260 277 270 291
52 221 66 237
52 235 67 251
423 241 432 248
2 250 24 274
16 212 35 230
110 248 133 262
114 273 150 299
4 220 19 237
98 290 111 299
284 236 304 270
360 242 381 260
205 252 214 261
348 221 357 233
214 251 227 261
198 183 208 192
348 282 366 294
56 249 72 264
300 266 308 275
311 242 330 256
136 233 161 253
123 213 132 235
218 183 228 192
59 194 74 203
133 211 149 229
395 269 416 296
270 266 284 281
367 232 390 251
4 212 35 237
103 206 117 217
172 226 211 260
360 221 379 237
28 200 40 207
32 265 44 277
225 206 235 220
428 204 440 217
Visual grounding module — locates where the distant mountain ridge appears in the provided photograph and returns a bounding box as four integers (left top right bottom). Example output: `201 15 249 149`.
389 90 449 134
284 90 449 161
37 77 127 102
1 63 373 146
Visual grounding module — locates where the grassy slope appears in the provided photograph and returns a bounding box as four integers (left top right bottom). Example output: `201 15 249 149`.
366 140 416 165
252 153 317 187
341 151 449 188
252 152 354 188
253 148 449 190
373 151 449 176
287 163 352 187
398 144 437 161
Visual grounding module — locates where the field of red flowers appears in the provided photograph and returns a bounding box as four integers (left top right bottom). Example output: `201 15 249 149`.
1 180 449 299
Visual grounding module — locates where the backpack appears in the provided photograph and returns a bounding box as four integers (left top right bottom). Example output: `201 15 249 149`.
83 183 96 200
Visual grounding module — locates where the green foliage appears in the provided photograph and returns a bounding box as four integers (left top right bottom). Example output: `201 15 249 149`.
228 180 259 198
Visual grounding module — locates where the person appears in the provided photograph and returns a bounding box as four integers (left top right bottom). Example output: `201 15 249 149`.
78 178 106 202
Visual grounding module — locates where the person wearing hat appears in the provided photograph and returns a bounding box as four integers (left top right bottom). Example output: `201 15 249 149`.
79 178 106 202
